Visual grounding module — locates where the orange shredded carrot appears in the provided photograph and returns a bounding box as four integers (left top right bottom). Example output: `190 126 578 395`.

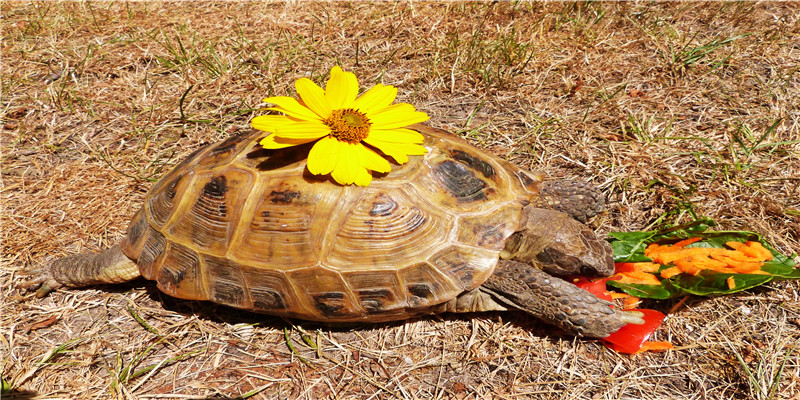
726 276 736 290
610 292 631 300
747 241 773 261
660 266 682 279
637 341 674 353
672 237 703 248
637 262 661 273
617 239 772 285
615 270 661 285
725 241 744 250
674 259 703 275
622 295 641 310
708 254 764 273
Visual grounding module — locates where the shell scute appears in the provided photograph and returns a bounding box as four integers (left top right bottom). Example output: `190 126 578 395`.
166 168 255 255
287 267 362 319
156 242 203 299
204 253 249 309
136 225 167 280
343 270 404 314
433 159 492 203
327 187 453 269
121 208 149 258
399 262 460 308
146 169 195 228
192 130 259 171
456 203 523 250
230 174 339 268
239 266 294 313
449 149 496 179
428 245 498 291
412 134 519 214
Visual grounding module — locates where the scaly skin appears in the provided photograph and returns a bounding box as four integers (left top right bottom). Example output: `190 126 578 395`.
20 244 139 297
535 180 605 223
483 260 643 338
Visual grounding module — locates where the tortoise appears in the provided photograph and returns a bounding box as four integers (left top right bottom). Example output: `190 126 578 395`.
22 125 644 338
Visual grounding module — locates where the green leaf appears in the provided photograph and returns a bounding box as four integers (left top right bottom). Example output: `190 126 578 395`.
670 272 774 297
606 280 679 299
607 218 799 299
609 231 657 262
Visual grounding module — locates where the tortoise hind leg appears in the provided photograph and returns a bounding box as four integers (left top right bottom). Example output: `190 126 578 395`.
20 244 140 297
481 260 644 338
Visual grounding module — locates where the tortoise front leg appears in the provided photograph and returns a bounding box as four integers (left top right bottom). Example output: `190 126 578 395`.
20 244 140 297
481 259 644 338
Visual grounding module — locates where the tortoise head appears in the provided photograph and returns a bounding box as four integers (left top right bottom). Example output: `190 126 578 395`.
501 207 614 277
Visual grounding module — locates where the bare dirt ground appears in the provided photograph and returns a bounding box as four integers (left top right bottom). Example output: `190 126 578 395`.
2 2 799 399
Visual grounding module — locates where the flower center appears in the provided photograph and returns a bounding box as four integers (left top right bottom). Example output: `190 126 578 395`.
324 109 371 143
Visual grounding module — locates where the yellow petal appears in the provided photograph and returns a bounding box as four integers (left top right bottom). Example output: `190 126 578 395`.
325 66 359 108
271 120 331 139
307 136 341 175
363 138 427 164
260 134 318 149
352 166 373 186
368 103 430 129
264 96 322 121
330 143 362 185
355 144 391 173
366 128 424 144
295 78 332 118
251 115 293 132
352 84 397 114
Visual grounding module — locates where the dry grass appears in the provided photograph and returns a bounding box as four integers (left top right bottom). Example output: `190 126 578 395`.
2 1 799 399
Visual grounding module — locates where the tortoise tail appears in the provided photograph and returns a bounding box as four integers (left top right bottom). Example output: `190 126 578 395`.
20 244 140 297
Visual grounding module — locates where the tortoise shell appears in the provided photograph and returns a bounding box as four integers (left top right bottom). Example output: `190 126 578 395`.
120 125 544 322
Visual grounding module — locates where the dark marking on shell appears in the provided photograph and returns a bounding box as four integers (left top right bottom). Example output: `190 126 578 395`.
407 284 434 300
148 174 186 227
193 176 228 222
251 289 287 311
124 210 148 250
269 190 300 204
157 243 200 293
369 194 396 217
404 212 426 232
213 282 245 306
203 176 228 198
442 262 473 287
451 149 495 178
157 265 186 290
434 160 488 202
165 177 180 200
313 292 345 316
357 289 394 313
472 223 505 247
210 132 247 156
204 255 246 307
138 227 167 276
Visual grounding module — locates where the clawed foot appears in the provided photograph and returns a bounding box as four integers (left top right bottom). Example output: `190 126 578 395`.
18 265 62 298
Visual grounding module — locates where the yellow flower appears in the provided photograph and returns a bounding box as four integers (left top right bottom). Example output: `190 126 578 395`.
251 66 430 186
